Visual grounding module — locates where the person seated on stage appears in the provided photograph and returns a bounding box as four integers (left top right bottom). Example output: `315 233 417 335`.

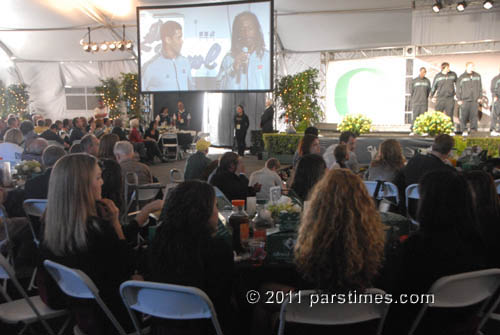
365 139 405 182
81 134 99 158
98 134 119 161
0 128 24 166
332 144 348 169
37 154 162 335
289 154 326 204
292 127 319 167
150 180 234 334
20 120 37 148
24 145 66 200
248 158 282 201
184 138 212 181
68 117 85 145
128 118 165 164
113 141 153 185
22 137 48 164
292 134 321 168
34 119 48 135
323 131 359 172
464 171 500 268
111 118 127 141
209 152 261 202
382 169 488 335
40 124 66 147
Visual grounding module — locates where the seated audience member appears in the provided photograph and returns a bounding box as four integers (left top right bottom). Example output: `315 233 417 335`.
37 154 162 335
323 131 359 172
292 127 319 166
20 120 37 148
184 138 212 180
100 159 125 217
248 158 282 201
129 118 165 163
150 180 234 334
97 134 119 161
69 143 84 153
24 145 66 199
209 152 261 202
145 120 160 142
111 118 127 141
22 138 48 164
103 118 112 131
332 144 348 169
292 133 321 168
464 171 500 267
93 119 105 138
365 139 405 182
289 154 326 203
0 116 19 141
40 124 65 146
86 117 96 134
80 116 88 132
69 117 85 145
114 141 153 185
383 170 488 335
0 128 24 166
81 134 99 157
44 118 52 128
34 119 48 135
54 120 63 131
395 134 455 189
60 119 71 145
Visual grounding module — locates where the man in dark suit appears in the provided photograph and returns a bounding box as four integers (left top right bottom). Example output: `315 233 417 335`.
260 99 274 133
24 145 66 199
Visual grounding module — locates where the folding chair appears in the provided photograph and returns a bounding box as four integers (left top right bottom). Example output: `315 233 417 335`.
408 268 500 335
0 206 12 264
405 183 420 226
22 199 47 291
124 172 163 213
213 186 232 211
495 179 500 195
160 133 180 160
43 259 128 335
169 169 183 183
0 254 69 335
363 181 400 204
120 280 224 335
278 288 389 335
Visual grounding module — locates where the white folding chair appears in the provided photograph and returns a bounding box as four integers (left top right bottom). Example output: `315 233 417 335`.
169 168 183 184
213 186 232 211
363 181 400 204
408 268 500 335
43 259 128 335
120 280 224 335
0 254 69 335
278 288 389 335
22 199 47 291
495 179 500 195
160 133 180 160
0 206 12 265
125 172 163 213
405 183 420 226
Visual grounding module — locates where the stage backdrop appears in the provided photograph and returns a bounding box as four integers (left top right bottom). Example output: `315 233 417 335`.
326 57 407 126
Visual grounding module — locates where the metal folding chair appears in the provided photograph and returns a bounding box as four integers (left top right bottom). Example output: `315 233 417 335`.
120 280 224 335
408 268 500 335
43 259 128 335
405 183 420 226
363 181 400 204
22 199 47 291
160 133 180 160
278 288 389 335
169 168 183 183
0 254 69 335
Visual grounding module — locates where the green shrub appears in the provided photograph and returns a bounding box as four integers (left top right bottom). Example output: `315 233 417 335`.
454 136 500 157
263 133 303 155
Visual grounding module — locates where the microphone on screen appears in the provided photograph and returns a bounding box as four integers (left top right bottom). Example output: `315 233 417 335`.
241 47 249 75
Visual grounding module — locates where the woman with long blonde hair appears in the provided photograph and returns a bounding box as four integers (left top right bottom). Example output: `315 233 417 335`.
366 139 405 182
295 169 386 291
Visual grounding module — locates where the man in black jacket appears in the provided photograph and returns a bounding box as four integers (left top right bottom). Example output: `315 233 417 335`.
430 62 457 126
234 105 249 156
260 99 274 133
457 62 482 136
68 117 84 145
410 67 431 135
24 145 66 199
490 68 500 136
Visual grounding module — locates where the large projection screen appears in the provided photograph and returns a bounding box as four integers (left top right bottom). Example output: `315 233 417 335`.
137 0 273 93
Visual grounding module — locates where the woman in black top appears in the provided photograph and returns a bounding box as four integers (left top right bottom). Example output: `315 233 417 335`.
150 180 234 335
234 105 249 156
145 120 160 142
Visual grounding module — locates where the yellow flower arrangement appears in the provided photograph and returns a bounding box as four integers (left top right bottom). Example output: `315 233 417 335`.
413 111 453 136
338 114 372 136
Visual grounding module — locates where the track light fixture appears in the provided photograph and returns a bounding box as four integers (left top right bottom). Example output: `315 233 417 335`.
432 1 443 12
80 25 133 53
483 0 494 9
456 1 467 11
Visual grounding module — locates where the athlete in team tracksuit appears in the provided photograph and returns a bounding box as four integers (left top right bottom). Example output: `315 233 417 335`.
410 67 431 132
456 62 482 135
490 69 500 136
430 62 457 122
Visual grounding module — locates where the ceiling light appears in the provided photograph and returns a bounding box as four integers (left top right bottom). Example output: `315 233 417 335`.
83 43 91 52
109 42 116 51
456 1 467 11
125 41 133 50
432 1 443 12
483 0 494 9
91 43 99 52
117 41 124 51
100 42 108 51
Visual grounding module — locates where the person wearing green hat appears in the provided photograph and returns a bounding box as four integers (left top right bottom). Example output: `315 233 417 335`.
184 138 212 180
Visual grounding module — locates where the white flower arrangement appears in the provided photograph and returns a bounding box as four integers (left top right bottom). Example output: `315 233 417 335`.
14 160 42 177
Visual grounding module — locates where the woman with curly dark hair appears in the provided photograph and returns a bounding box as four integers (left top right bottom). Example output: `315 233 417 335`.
289 154 326 203
295 168 386 291
366 139 405 182
149 181 234 335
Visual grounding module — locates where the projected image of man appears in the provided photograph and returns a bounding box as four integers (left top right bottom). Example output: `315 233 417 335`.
142 21 194 91
410 67 431 135
216 11 270 90
430 62 457 126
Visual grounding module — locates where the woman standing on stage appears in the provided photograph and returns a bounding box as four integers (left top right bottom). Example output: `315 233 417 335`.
234 105 249 156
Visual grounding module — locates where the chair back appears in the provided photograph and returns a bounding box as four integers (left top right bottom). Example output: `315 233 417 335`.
23 199 47 246
120 280 224 335
0 206 11 258
408 268 500 335
43 260 127 335
363 181 400 204
405 183 420 225
495 179 500 195
213 186 231 210
170 168 183 183
278 288 389 335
